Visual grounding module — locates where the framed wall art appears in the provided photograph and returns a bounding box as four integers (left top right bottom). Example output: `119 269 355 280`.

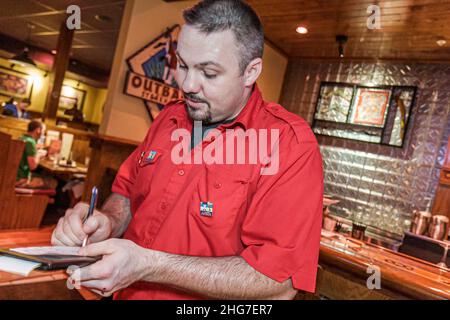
312 81 417 148
58 85 86 111
314 82 354 123
348 87 391 127
0 66 33 100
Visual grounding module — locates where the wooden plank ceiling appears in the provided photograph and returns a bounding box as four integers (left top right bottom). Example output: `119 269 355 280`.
0 0 125 71
2 0 450 71
246 0 450 61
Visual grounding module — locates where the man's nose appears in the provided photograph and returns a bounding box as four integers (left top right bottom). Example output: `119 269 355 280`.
181 71 201 94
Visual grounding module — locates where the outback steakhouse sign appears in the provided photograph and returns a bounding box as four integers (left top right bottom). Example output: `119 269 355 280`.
124 24 183 120
125 71 182 105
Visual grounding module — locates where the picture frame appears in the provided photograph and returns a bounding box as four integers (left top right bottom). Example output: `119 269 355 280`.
58 85 86 111
312 81 417 148
314 82 355 123
382 86 417 147
348 87 391 127
0 66 33 100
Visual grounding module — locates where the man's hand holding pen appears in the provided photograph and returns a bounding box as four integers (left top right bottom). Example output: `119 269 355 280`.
51 201 112 247
51 188 150 297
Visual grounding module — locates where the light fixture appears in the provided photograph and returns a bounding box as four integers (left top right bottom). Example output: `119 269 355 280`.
336 35 348 58
10 23 37 68
51 49 57 55
95 14 112 22
436 38 447 47
296 26 308 34
10 47 37 67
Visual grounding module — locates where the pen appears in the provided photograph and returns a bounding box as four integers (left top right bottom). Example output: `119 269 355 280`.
82 186 98 247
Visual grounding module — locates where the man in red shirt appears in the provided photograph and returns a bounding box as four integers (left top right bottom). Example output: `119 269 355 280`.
52 0 323 300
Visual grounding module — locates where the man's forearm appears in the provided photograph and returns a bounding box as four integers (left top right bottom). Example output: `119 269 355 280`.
142 252 297 300
101 193 132 238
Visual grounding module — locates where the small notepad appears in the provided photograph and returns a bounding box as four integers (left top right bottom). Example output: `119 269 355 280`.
0 256 42 276
0 246 100 272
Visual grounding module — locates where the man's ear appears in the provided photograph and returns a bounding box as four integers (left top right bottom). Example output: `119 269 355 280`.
243 57 263 87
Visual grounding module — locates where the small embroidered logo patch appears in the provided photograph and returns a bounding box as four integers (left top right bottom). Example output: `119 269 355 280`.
147 150 157 161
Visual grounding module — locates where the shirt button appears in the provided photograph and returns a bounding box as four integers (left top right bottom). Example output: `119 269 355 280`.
178 169 185 176
214 182 222 189
160 202 167 210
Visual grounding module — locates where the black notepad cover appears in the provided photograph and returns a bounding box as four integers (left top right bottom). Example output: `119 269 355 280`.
0 248 100 270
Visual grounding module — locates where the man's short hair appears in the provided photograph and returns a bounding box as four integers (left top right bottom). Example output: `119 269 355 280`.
28 120 42 133
183 0 264 75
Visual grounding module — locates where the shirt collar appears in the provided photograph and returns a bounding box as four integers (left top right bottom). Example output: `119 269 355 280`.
169 84 263 130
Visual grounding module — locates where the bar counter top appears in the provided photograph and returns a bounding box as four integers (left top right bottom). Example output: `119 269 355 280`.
0 227 99 300
1 227 449 299
318 230 450 300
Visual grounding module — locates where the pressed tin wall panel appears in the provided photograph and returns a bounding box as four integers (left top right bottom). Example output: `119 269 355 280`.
280 60 450 235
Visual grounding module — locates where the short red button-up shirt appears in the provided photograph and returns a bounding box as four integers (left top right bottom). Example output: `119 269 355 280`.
112 85 323 300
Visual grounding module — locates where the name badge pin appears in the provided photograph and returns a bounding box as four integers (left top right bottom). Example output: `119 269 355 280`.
200 201 213 217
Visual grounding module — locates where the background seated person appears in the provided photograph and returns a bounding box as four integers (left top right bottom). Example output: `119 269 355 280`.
64 100 84 123
2 98 31 119
15 120 56 189
2 97 16 116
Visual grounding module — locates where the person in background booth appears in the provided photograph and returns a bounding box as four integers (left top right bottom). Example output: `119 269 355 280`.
16 120 56 189
64 99 84 123
3 98 31 119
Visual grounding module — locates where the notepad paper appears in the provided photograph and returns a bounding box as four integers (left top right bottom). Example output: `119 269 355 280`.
0 247 81 276
0 256 42 276
10 246 82 256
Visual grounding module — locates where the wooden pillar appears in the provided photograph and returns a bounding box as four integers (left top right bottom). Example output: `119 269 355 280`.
43 20 74 121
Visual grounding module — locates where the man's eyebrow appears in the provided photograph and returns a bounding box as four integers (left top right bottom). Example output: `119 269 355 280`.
176 52 224 70
197 61 224 70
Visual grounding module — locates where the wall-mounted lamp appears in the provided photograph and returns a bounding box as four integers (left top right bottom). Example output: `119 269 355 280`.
336 35 348 58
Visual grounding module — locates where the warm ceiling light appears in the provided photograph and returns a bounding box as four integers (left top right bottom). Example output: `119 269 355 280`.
10 47 37 67
95 14 112 22
51 49 57 54
9 23 37 67
296 26 308 34
436 38 447 46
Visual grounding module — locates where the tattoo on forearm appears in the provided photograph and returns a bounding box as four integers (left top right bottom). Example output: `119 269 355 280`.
101 193 132 238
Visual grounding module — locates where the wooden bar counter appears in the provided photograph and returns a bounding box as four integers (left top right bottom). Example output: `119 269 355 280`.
1 227 449 300
0 227 99 300
313 230 450 300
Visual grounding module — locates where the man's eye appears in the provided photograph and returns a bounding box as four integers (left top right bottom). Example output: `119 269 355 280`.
204 72 217 79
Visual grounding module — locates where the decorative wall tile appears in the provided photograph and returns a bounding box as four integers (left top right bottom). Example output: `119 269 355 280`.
281 60 450 235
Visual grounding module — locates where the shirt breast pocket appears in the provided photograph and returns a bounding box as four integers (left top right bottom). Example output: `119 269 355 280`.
189 164 253 229
134 149 164 197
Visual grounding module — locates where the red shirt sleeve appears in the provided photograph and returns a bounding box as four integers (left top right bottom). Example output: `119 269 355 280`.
111 143 144 199
240 130 323 293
